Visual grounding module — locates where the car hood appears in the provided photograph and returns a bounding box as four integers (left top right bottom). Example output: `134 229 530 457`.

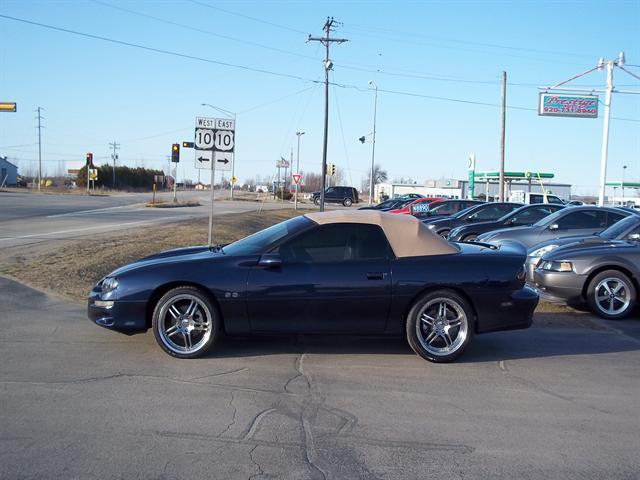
107 246 223 278
478 225 533 241
545 239 634 260
526 235 600 254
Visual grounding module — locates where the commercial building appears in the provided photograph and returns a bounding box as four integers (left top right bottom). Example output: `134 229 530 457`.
0 156 18 186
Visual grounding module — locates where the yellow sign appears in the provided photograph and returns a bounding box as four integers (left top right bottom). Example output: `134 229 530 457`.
231 176 237 185
0 102 17 112
89 169 98 180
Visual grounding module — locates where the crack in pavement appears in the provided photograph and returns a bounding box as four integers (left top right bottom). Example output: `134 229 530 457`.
218 391 238 437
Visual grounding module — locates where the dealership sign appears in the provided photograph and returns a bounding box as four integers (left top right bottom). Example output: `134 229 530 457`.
538 93 598 118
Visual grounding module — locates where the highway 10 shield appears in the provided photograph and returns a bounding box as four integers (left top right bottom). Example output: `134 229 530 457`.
194 116 235 170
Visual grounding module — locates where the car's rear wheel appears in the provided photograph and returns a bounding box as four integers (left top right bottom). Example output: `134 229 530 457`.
587 270 636 320
462 233 478 242
438 229 450 239
152 286 219 358
343 197 353 207
406 290 474 363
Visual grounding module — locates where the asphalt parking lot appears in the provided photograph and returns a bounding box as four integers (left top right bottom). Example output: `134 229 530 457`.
1 276 639 479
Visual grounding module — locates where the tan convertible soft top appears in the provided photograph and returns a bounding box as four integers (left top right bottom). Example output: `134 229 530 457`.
305 210 458 258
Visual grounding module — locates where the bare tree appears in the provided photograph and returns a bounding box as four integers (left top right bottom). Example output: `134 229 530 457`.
363 164 388 189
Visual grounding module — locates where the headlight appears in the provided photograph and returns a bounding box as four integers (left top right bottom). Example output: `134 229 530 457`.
541 260 573 272
101 277 119 293
530 244 558 258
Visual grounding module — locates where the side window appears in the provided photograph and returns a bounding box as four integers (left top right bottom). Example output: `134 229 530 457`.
557 211 607 229
529 194 543 204
325 187 337 196
606 212 626 227
432 203 456 215
277 224 390 263
473 204 514 220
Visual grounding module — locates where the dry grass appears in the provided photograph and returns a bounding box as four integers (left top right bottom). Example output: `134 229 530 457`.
1 209 301 302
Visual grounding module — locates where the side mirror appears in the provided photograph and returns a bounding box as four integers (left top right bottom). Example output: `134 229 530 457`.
548 223 559 231
258 253 282 268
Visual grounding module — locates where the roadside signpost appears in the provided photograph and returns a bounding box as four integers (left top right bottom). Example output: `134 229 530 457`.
292 173 302 210
194 116 236 246
467 154 476 199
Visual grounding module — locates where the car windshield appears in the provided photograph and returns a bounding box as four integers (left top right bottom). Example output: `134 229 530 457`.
223 215 312 255
599 215 639 239
452 204 481 219
532 207 568 227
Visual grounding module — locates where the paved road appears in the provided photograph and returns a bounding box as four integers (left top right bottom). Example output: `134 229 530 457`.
1 276 639 479
0 190 301 264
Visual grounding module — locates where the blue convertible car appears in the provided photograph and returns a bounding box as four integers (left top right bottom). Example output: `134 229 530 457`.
88 211 538 363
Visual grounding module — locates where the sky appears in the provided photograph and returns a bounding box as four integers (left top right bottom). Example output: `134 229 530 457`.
0 0 639 195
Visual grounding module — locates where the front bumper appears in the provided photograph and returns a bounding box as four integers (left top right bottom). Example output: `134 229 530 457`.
88 289 147 335
531 268 586 305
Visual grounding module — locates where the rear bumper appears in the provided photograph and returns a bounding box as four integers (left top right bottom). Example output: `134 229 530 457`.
476 286 539 334
87 291 147 335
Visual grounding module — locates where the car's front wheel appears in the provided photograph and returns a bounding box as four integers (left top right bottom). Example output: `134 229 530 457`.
152 286 219 358
343 197 353 207
406 290 474 363
587 270 636 320
437 229 450 239
313 197 320 206
462 233 478 242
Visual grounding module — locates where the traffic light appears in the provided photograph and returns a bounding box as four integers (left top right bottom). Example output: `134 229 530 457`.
171 143 180 163
358 136 366 144
330 164 336 176
85 152 93 167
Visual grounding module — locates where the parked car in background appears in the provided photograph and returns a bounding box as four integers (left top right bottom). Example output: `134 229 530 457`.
448 204 565 242
509 190 565 205
359 194 423 211
88 211 538 363
411 199 484 220
425 202 522 238
532 235 640 319
525 213 640 282
478 206 630 250
388 196 444 214
312 186 359 207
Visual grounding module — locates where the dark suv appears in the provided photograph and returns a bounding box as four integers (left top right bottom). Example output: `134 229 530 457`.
312 186 359 207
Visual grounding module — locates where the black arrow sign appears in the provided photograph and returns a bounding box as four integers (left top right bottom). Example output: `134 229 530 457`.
197 156 209 163
217 158 230 165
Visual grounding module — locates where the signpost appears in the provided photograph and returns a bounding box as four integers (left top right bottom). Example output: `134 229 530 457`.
467 154 476 199
292 173 302 210
194 116 236 246
538 93 598 118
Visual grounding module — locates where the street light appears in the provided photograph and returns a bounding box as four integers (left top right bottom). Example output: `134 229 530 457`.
368 80 378 205
201 103 237 199
295 131 305 210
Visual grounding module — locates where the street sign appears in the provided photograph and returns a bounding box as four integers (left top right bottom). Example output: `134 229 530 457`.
277 159 290 168
214 130 234 152
195 129 215 150
194 117 236 153
89 169 98 180
292 173 302 185
194 150 214 170
467 154 476 199
231 176 237 185
215 152 233 172
538 93 598 118
0 102 17 112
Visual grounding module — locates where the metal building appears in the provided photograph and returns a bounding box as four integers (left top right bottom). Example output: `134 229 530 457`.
0 157 18 186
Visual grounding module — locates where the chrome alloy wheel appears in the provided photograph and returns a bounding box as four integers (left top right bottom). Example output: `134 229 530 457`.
157 294 213 355
594 277 631 316
416 297 469 357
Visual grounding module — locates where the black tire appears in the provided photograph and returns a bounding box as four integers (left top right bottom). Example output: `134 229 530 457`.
586 270 636 320
313 197 320 206
406 289 475 363
437 229 450 239
152 286 220 358
343 197 353 207
462 233 478 242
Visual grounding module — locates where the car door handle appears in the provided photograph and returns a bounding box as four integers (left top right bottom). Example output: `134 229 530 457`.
366 272 386 280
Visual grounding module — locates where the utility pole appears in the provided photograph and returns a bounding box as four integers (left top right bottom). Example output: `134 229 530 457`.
598 60 614 207
35 107 44 192
498 71 506 202
368 80 378 205
109 141 120 189
295 131 305 210
308 17 348 212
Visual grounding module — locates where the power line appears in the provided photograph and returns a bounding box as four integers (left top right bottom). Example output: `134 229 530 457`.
92 0 316 62
0 14 313 84
187 0 308 35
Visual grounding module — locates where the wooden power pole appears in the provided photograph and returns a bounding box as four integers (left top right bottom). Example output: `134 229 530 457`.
499 71 506 202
